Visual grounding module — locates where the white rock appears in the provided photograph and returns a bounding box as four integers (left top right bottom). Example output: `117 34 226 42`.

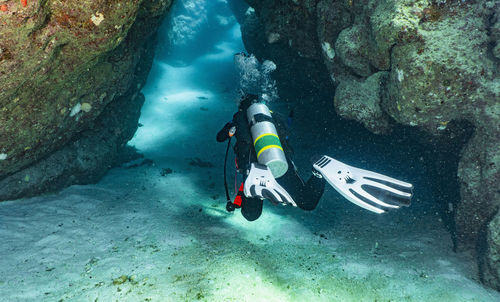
70 103 81 117
397 69 404 82
321 42 335 60
267 32 280 44
91 12 105 26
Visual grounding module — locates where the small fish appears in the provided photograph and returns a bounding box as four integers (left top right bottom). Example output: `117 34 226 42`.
197 96 208 100
160 168 173 176
188 158 214 168
200 107 208 111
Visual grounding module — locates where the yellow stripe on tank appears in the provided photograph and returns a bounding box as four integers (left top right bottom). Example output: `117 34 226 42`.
253 133 279 146
257 145 284 158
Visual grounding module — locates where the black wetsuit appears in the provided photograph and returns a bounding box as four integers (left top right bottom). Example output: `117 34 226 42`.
217 100 325 221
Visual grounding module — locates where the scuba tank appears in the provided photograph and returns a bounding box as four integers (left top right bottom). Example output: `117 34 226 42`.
246 103 288 178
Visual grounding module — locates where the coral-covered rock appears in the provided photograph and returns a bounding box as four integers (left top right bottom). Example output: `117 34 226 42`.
0 92 145 200
0 0 172 198
383 3 500 249
456 128 500 249
334 72 390 134
482 210 500 290
335 24 372 77
491 4 500 60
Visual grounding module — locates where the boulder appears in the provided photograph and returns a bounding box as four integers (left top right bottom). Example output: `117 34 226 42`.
482 210 500 290
334 72 390 134
0 0 173 199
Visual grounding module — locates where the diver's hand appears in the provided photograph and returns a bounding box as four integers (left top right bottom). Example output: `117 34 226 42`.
244 163 297 207
216 122 235 142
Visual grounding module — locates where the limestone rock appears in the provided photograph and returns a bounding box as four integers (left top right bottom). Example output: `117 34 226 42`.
335 24 372 77
482 210 500 291
316 0 351 76
240 2 333 102
334 72 390 134
456 128 500 248
0 92 145 200
244 0 320 59
0 0 172 198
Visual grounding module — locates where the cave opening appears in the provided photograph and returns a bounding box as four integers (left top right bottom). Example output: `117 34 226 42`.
129 0 244 160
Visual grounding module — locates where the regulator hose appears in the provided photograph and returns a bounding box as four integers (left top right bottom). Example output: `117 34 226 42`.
224 137 234 211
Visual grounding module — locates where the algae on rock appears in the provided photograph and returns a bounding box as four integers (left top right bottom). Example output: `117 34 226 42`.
483 210 500 290
0 0 173 197
334 72 390 134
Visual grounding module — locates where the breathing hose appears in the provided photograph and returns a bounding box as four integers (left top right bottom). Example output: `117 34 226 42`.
224 137 235 212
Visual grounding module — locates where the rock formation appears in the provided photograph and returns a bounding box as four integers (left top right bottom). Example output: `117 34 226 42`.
0 0 172 198
237 0 500 290
482 209 500 290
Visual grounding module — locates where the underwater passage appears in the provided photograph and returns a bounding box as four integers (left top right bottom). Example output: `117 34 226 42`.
0 0 499 301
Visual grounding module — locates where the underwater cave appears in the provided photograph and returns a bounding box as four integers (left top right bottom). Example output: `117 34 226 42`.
0 0 499 300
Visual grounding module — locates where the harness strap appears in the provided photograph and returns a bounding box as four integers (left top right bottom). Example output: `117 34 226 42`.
249 113 274 127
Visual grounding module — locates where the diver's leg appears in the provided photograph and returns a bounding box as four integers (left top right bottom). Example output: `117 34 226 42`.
296 175 325 211
277 158 326 211
241 196 263 221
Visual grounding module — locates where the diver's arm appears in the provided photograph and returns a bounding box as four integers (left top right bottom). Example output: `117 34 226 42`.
216 122 235 142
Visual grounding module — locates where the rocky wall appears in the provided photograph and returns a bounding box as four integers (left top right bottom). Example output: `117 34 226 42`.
0 1 172 198
239 0 500 290
482 209 500 290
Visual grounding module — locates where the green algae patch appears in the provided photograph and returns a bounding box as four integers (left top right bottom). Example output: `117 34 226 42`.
112 275 131 285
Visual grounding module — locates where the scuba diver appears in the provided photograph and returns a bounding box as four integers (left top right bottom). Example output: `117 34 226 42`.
217 93 414 221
